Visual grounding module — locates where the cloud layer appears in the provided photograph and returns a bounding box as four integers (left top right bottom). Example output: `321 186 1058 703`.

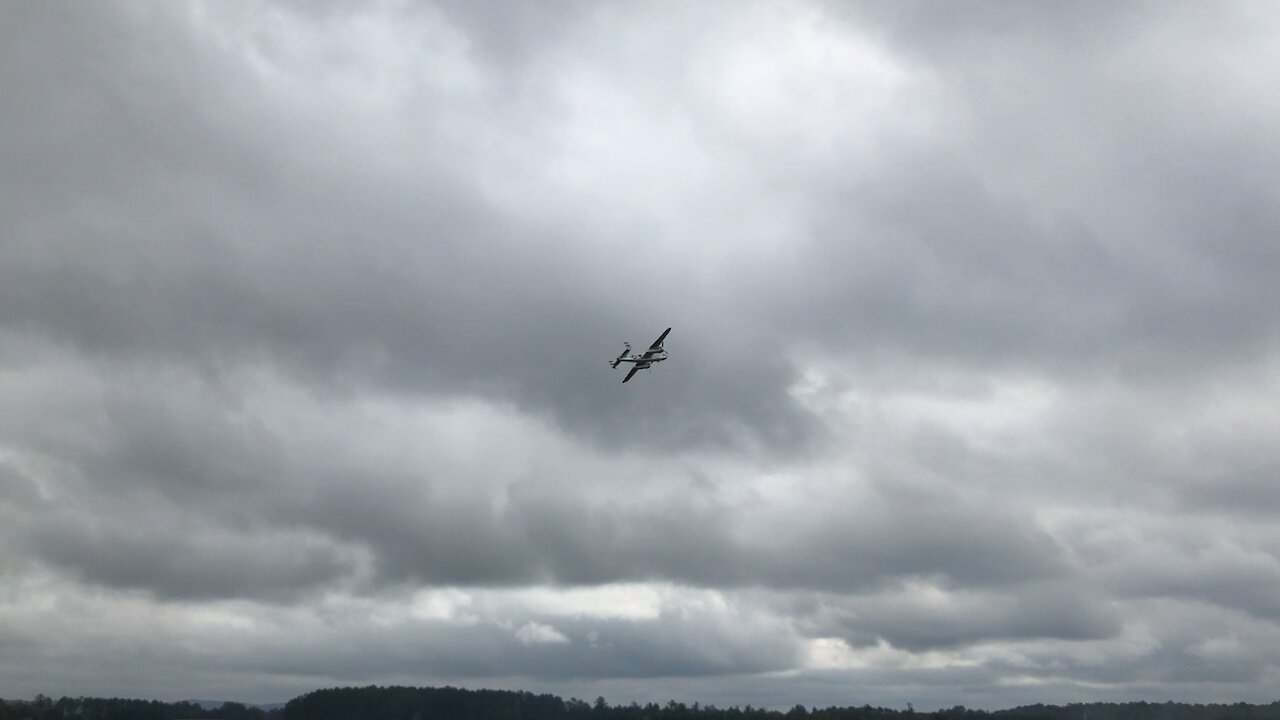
4 0 1280 710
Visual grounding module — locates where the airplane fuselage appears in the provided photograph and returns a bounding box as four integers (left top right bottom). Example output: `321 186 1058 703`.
616 351 667 365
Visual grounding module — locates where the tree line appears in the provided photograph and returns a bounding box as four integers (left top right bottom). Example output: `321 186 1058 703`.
4 686 1279 720
0 696 271 720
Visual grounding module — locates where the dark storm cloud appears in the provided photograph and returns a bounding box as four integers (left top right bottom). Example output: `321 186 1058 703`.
30 520 355 602
5 353 1068 600
2 405 355 600
237 436 1069 593
822 583 1120 651
1000 599 1280 690
1101 534 1280 621
0 0 817 457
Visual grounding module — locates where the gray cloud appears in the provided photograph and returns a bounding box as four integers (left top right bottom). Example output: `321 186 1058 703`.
1 0 817 458
31 522 355 602
7 360 1068 597
824 583 1121 651
751 1 1280 384
254 609 798 682
4 0 1280 710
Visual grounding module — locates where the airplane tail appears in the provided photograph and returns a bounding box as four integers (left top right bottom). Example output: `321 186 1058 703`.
610 341 632 368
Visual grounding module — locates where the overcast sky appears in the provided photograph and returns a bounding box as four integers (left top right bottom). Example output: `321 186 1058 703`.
4 0 1280 711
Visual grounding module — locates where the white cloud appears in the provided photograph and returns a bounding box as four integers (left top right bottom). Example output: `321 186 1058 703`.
515 621 570 647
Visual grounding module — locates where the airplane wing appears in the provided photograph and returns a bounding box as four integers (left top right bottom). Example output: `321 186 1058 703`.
622 364 643 383
636 327 671 360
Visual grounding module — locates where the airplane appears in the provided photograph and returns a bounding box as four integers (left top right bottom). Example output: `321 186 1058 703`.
609 327 671 383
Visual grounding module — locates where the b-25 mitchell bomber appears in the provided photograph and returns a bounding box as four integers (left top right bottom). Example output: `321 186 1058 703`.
609 327 671 383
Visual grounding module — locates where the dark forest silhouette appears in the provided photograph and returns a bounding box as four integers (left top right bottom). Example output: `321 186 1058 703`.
4 687 1279 720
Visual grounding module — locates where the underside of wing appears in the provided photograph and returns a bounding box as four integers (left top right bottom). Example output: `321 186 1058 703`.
622 364 643 383
649 327 671 349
